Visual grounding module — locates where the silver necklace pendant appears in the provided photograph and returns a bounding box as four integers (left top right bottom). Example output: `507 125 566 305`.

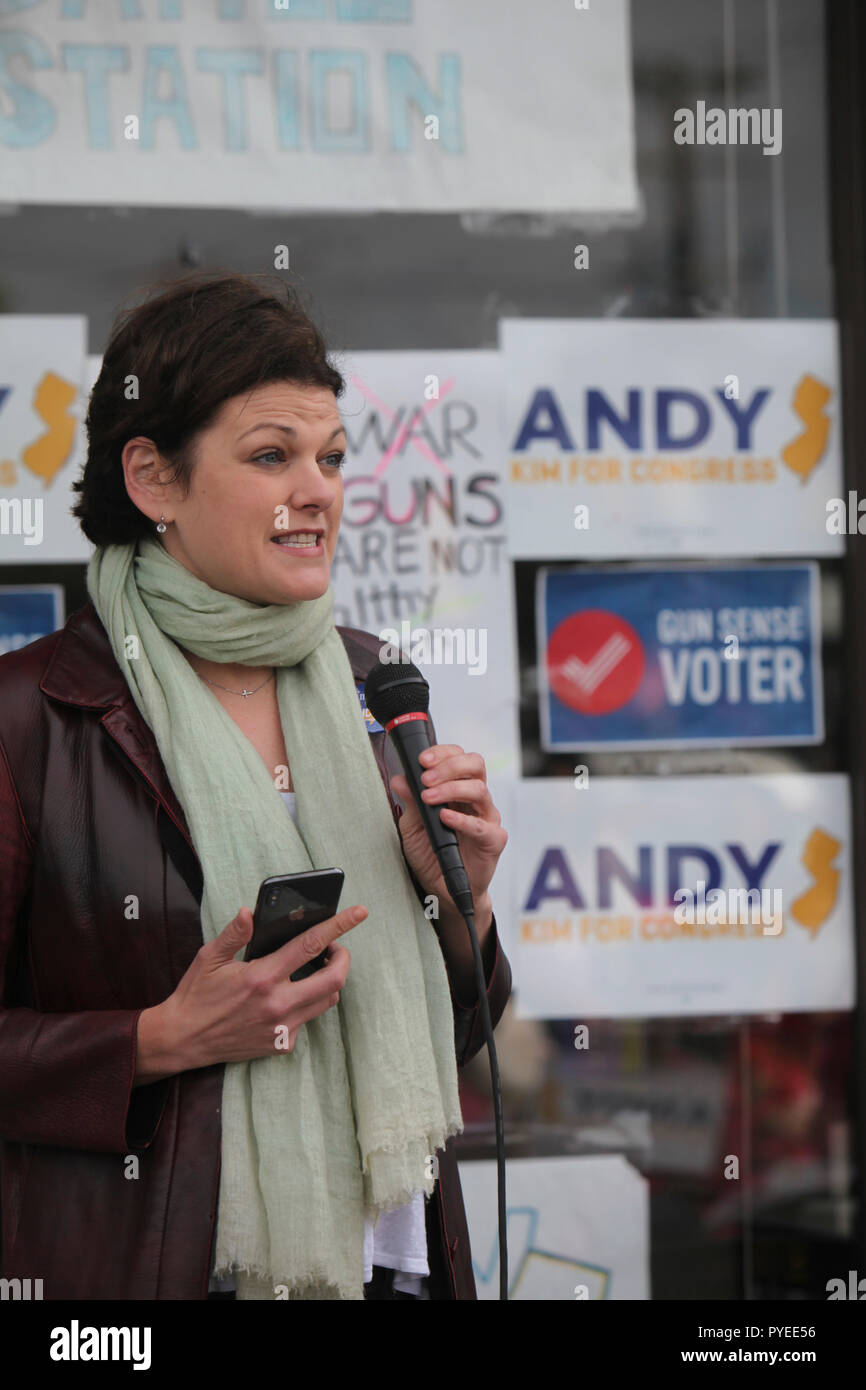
197 670 275 698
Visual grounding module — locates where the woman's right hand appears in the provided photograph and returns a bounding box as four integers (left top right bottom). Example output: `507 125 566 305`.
135 904 367 1081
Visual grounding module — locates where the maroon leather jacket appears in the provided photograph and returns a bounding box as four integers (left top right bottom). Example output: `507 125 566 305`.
0 602 511 1300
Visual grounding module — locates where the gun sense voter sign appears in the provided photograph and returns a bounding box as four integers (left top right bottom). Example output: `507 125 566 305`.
537 563 822 751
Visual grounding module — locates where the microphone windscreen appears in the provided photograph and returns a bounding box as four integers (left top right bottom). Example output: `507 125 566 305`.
364 659 430 725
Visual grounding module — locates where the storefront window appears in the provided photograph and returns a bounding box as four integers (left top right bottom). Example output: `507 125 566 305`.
0 0 860 1319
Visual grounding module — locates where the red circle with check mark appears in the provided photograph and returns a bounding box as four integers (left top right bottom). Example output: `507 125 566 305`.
547 610 645 715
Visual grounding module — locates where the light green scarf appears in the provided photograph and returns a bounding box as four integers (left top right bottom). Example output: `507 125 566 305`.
87 533 462 1300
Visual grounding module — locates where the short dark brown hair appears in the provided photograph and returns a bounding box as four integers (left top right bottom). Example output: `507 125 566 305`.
71 270 345 547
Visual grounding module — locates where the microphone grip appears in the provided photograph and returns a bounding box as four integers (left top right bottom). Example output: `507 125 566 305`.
390 719 460 856
389 718 475 918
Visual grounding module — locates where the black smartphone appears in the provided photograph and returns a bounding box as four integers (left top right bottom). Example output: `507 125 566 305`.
245 867 345 979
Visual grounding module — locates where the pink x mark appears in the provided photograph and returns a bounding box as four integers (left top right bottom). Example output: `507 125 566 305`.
349 372 456 479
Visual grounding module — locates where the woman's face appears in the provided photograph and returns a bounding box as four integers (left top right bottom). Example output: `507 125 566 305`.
130 381 346 606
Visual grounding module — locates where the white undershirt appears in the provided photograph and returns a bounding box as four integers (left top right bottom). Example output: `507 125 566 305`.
208 789 429 1295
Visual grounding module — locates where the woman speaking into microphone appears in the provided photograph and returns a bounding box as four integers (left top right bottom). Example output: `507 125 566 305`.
0 272 511 1301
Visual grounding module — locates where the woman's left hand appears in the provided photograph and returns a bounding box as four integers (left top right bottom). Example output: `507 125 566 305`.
389 744 508 922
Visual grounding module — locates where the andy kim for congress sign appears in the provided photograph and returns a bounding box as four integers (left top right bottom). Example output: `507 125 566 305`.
511 775 854 1020
501 319 842 559
536 563 823 751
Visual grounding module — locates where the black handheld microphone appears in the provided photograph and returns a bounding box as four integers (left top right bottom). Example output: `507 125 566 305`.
365 653 509 1301
364 658 474 919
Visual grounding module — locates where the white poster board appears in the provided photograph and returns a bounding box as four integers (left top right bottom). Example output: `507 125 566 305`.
331 350 520 780
458 1154 649 1300
0 0 637 215
0 320 92 563
502 320 844 559
510 774 855 1020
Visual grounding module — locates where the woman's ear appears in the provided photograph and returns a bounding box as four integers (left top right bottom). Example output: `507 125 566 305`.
121 437 172 526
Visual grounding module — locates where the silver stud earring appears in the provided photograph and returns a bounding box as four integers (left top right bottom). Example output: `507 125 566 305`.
156 514 167 533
